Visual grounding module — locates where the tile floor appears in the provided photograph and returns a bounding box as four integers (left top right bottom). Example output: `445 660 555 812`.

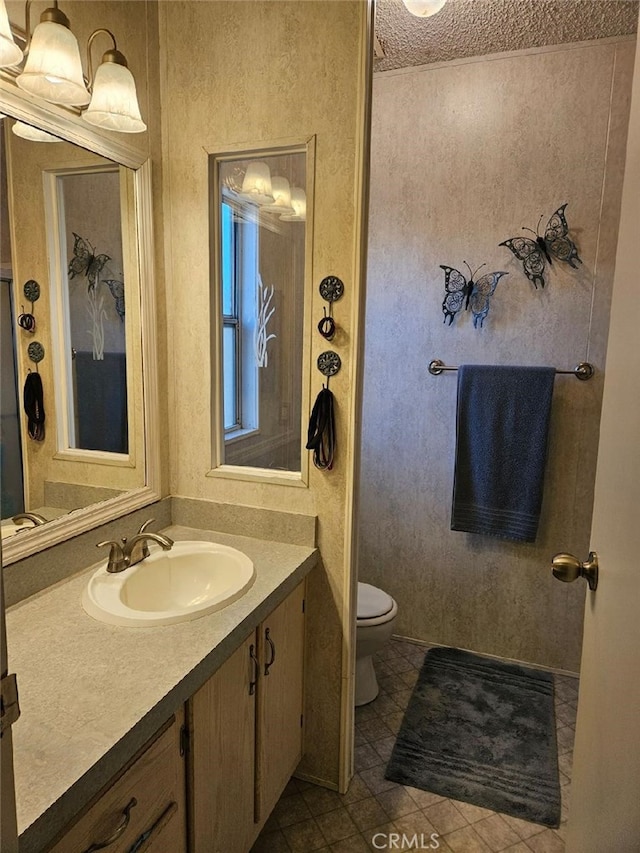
251 638 578 853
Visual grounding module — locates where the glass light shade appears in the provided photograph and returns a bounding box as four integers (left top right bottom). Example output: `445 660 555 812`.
240 161 274 205
12 120 59 142
402 0 447 16
16 20 90 105
261 176 295 213
280 188 306 222
0 0 23 67
83 60 146 133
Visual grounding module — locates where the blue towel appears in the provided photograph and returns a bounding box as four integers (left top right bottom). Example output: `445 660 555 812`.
451 365 556 542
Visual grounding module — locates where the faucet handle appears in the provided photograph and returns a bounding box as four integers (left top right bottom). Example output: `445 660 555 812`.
97 540 127 573
97 539 122 551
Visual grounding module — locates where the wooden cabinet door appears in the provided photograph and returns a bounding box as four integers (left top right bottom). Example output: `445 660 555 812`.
189 633 257 853
255 582 306 822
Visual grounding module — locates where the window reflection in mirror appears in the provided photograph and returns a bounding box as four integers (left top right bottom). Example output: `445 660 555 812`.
46 167 128 454
213 149 307 473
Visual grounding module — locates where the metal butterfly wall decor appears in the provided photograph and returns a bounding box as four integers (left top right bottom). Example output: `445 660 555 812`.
103 280 125 321
499 203 582 289
67 233 111 290
441 262 508 328
68 233 125 320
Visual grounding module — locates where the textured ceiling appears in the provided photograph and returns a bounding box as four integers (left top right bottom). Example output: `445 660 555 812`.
374 0 639 72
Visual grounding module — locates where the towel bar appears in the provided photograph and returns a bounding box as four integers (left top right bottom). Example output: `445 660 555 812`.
428 359 594 381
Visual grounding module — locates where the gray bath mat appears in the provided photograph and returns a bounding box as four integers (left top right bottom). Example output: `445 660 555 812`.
385 646 561 827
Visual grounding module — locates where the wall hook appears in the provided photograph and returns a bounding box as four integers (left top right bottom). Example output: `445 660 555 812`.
319 275 344 303
23 279 40 304
317 350 341 379
27 341 45 371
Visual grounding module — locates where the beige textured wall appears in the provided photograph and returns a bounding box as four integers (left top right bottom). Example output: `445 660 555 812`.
359 39 635 672
159 1 370 787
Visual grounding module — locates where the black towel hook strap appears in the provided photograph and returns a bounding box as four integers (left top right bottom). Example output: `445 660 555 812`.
306 386 335 470
24 371 45 441
317 308 336 340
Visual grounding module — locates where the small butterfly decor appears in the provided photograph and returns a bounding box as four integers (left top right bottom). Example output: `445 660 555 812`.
499 203 582 289
441 262 508 328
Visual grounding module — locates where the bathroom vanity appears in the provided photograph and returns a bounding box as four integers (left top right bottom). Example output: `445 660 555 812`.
189 581 306 852
6 525 317 853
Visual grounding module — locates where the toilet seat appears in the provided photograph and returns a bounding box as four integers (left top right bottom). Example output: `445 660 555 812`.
355 582 399 705
357 582 397 625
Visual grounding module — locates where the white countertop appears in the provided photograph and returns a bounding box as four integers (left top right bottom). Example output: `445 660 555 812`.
6 525 317 853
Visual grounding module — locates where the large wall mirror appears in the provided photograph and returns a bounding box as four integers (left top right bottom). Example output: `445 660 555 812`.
0 91 160 565
209 142 313 481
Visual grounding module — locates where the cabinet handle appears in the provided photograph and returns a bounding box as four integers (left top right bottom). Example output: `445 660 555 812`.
249 644 259 695
126 801 177 853
81 797 137 852
264 628 276 676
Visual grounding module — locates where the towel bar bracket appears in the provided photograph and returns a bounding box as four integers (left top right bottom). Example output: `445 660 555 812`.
428 359 447 375
573 362 594 381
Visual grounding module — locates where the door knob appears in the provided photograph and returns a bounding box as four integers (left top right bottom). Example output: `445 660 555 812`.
551 551 599 591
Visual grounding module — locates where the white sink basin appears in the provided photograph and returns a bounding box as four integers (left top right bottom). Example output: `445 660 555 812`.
82 540 255 626
1 520 23 539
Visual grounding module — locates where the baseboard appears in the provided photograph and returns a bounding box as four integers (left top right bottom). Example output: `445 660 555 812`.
293 771 340 792
392 634 580 680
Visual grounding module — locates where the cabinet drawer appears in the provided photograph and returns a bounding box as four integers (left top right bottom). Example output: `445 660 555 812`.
47 713 186 853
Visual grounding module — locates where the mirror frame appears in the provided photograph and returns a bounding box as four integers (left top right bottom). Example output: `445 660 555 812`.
0 77 161 566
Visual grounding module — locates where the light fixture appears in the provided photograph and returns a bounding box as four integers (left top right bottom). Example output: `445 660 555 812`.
3 3 146 133
82 29 146 133
401 0 447 17
261 176 295 214
16 2 90 105
240 161 274 205
0 0 23 67
12 119 59 141
280 187 306 222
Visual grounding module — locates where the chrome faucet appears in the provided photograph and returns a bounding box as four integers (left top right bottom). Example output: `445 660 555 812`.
12 511 48 527
97 519 174 573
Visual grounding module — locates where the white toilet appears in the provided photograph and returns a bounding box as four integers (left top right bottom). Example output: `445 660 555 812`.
355 582 398 706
